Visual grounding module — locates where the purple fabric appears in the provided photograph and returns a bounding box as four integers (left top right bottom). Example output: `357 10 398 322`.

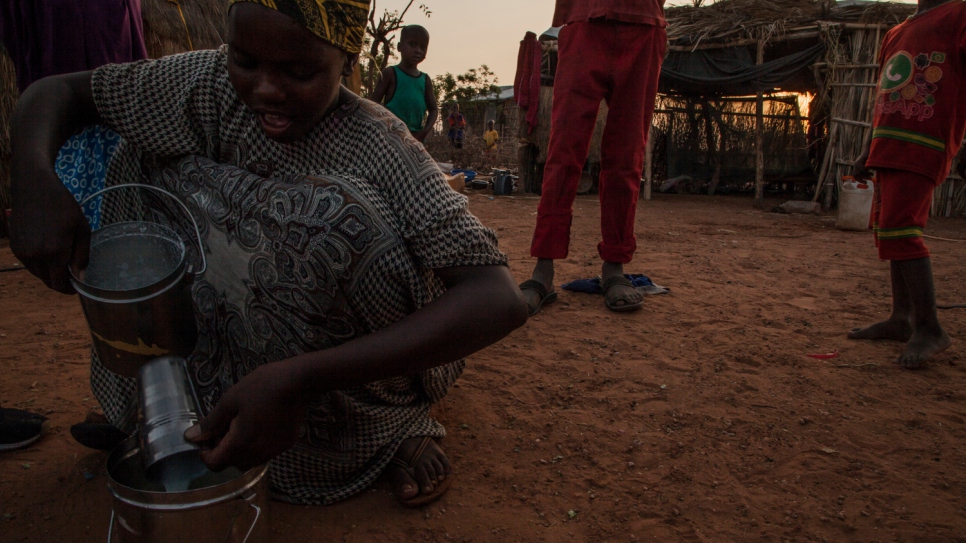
0 0 148 93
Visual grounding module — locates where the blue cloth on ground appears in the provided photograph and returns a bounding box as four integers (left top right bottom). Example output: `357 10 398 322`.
56 125 122 230
562 274 656 295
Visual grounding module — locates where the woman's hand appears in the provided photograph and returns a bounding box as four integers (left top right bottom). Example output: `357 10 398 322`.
9 72 101 293
184 362 308 471
184 265 527 471
9 167 90 294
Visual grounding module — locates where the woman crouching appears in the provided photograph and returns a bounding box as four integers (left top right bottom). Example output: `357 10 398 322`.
8 0 527 506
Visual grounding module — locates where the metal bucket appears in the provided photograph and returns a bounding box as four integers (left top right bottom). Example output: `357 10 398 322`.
107 436 268 543
70 184 207 378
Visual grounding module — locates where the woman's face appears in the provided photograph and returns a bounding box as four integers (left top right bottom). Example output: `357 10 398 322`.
227 4 356 144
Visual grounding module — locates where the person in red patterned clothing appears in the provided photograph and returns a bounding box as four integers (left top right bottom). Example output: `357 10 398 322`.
849 0 966 368
519 0 668 315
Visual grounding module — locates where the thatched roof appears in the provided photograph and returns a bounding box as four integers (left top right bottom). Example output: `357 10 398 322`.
141 0 228 58
665 0 915 47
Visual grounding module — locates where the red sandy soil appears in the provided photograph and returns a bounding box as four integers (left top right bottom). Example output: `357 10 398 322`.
2 192 966 543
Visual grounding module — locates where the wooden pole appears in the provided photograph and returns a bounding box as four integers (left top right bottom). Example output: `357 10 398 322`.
702 100 719 196
754 39 765 209
643 123 654 201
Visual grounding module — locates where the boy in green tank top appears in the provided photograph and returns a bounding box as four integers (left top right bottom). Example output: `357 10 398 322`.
371 25 438 142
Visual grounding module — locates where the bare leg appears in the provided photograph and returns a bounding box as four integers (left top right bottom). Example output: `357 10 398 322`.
895 257 951 368
601 261 643 310
520 258 556 312
848 260 913 341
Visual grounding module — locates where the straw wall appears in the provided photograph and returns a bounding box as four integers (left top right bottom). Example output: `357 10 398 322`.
0 46 16 239
141 0 228 57
812 25 884 209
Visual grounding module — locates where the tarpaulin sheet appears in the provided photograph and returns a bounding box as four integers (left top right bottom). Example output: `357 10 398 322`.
660 42 825 96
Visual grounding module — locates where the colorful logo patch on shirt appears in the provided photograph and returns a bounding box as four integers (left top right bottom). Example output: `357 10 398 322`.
877 48 947 123
879 51 914 92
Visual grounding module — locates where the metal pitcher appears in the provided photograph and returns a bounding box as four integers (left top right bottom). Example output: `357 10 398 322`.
70 184 207 378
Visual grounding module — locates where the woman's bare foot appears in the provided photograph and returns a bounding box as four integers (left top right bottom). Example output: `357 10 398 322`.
896 327 952 369
386 436 452 505
847 318 913 341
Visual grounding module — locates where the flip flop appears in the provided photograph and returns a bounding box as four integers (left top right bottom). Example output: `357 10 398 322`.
602 275 644 313
390 437 453 508
69 412 128 451
0 408 49 452
519 279 557 317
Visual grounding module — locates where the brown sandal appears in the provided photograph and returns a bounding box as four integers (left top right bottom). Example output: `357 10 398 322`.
389 437 453 508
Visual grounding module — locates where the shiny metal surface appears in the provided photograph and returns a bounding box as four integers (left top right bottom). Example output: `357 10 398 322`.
137 357 202 471
72 221 199 377
70 183 207 378
106 436 269 543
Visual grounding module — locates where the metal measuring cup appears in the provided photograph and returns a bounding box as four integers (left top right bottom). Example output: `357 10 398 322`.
137 356 204 473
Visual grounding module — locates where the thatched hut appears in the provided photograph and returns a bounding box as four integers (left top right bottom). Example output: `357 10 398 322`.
0 1 228 238
516 0 966 217
140 0 228 58
652 0 965 212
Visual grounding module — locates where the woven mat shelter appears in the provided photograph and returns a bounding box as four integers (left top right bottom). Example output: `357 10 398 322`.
644 0 952 212
0 1 227 238
515 1 926 204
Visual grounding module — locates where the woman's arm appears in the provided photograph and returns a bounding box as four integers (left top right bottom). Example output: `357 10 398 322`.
9 72 101 293
186 264 528 470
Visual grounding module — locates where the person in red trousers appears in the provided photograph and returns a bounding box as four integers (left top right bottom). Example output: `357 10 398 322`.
519 0 667 315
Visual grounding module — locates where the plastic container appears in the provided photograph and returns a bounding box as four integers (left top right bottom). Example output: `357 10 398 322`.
450 169 477 182
836 175 874 231
491 169 516 196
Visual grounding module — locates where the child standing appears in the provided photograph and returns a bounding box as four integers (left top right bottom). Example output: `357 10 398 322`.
447 103 467 149
484 119 500 159
370 25 438 142
520 0 667 315
850 0 965 368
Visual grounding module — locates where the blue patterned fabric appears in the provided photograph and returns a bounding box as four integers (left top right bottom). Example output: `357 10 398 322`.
55 126 122 230
562 274 657 294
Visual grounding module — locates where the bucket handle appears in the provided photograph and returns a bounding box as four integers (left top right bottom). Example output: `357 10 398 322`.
105 503 260 543
79 184 207 276
241 503 262 543
106 509 115 543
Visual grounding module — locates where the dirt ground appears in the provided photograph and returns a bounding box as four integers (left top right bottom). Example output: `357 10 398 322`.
2 192 966 543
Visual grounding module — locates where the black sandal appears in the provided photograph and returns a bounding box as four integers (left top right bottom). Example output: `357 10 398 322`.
69 412 128 451
519 279 558 317
0 408 49 452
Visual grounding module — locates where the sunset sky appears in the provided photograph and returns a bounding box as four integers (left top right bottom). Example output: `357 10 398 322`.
373 0 917 87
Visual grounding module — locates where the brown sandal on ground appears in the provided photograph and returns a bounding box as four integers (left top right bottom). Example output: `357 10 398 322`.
602 275 644 313
519 279 557 317
389 436 453 508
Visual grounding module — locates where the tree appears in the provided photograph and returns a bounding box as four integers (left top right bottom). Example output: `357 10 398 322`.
433 65 501 111
361 1 431 97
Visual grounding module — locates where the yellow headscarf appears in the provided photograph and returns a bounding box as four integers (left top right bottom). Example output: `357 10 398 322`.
228 0 371 54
